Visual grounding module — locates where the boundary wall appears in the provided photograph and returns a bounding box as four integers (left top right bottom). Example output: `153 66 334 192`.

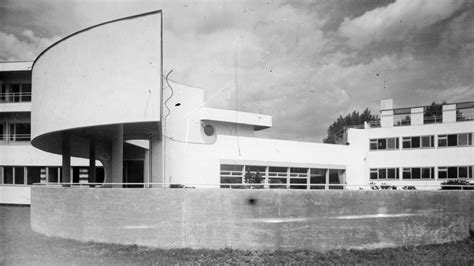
31 187 473 251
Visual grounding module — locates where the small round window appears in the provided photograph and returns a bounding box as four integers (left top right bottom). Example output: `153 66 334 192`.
203 124 215 136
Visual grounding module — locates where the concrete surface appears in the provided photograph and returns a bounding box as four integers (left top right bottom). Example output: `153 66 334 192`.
30 187 474 251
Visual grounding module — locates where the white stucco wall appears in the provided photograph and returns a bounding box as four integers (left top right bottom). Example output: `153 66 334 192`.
0 185 30 204
348 121 474 188
31 11 162 140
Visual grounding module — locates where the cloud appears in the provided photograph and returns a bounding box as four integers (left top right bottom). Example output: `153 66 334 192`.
339 0 465 47
0 30 58 61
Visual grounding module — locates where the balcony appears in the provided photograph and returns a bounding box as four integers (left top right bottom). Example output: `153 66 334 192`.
0 133 31 143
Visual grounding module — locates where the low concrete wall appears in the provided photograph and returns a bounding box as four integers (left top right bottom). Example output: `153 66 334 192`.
0 186 31 204
31 187 474 251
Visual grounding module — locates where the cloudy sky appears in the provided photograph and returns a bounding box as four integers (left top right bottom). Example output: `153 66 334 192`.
1 0 473 142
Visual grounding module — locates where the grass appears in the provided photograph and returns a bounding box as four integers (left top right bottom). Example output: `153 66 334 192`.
1 205 473 265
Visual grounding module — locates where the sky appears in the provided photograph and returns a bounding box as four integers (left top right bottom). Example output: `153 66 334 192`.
1 0 473 142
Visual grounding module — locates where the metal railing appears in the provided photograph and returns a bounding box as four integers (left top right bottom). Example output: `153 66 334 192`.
0 133 31 142
0 92 32 103
27 182 474 190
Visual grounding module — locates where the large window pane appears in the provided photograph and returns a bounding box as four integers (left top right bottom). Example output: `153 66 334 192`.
403 169 411 179
448 167 457 178
458 167 468 178
421 136 431 148
421 168 431 179
387 168 397 179
27 167 41 185
458 134 468 146
387 138 396 149
438 168 447 179
370 169 378 180
412 168 421 179
447 134 457 146
378 169 386 179
14 167 24 184
402 138 411 148
4 167 13 184
411 137 420 148
438 135 447 147
378 139 386 150
369 139 377 150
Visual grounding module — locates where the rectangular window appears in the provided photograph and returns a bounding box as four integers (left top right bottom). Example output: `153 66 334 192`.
412 168 421 179
458 133 468 146
14 167 24 184
421 168 432 179
447 134 457 146
403 168 411 179
387 138 398 149
378 139 386 150
27 167 41 185
370 169 378 180
378 168 387 179
402 137 411 148
438 135 447 147
310 168 326 190
369 139 377 150
269 167 288 189
421 136 431 148
448 167 457 179
4 167 13 184
438 167 447 179
220 164 243 188
411 137 420 148
387 168 398 179
458 167 468 178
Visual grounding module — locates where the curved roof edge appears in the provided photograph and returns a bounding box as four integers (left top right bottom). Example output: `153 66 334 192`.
32 10 162 69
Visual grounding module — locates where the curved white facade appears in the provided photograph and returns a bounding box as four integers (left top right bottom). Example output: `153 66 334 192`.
31 11 162 153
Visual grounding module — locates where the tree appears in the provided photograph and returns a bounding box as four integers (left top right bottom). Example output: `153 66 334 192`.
323 108 378 143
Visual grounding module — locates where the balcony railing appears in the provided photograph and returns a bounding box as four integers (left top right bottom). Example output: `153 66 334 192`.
0 133 31 142
0 92 32 103
423 115 443 124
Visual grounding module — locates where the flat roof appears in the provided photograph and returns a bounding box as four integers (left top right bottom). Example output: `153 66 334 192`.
200 107 272 130
0 61 33 72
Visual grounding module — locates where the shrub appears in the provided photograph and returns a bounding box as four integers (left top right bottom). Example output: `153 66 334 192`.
440 180 474 190
402 186 417 190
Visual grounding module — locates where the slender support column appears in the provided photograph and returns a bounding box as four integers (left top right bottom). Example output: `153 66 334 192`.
325 169 329 190
62 132 71 184
89 138 96 184
111 124 124 187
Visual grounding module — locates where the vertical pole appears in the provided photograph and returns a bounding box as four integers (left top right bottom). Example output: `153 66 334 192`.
306 168 310 190
111 124 124 187
45 167 49 184
24 167 27 185
325 169 330 190
265 166 269 189
286 167 290 189
89 138 96 184
62 132 71 184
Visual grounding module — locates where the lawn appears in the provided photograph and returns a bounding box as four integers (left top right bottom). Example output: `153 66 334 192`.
1 205 473 264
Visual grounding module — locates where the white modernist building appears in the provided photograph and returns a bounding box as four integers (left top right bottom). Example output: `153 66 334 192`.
1 11 473 204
